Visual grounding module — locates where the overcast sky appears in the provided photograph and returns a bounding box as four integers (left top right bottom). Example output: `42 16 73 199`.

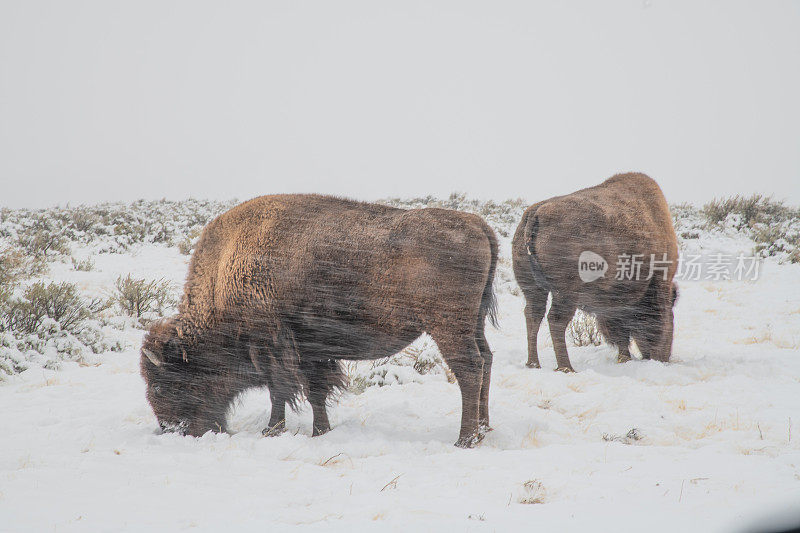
1 0 798 208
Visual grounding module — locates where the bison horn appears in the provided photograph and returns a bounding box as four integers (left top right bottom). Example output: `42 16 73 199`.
142 348 163 367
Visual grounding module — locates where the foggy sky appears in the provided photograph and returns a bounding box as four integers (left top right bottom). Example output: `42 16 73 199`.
1 0 798 208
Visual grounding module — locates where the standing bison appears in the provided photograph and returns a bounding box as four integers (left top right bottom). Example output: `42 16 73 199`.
141 195 498 447
512 173 679 372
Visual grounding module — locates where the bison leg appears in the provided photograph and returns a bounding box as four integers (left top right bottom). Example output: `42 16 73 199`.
262 390 287 437
300 359 335 436
522 285 548 368
547 299 577 373
433 332 484 448
475 328 493 432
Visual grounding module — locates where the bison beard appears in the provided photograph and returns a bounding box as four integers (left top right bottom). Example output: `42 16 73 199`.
140 194 498 447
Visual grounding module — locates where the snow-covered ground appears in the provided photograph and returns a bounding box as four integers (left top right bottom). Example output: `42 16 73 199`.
1 199 799 532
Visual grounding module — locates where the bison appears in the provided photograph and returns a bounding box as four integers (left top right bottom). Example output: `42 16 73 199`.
141 194 498 447
512 173 679 372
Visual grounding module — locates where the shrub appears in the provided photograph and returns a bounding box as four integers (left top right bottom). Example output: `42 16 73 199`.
0 316 122 379
1 243 46 277
177 227 203 255
751 222 800 261
503 197 528 210
1 281 92 335
17 228 70 260
71 256 95 271
347 335 453 394
0 248 26 302
86 296 114 315
68 208 99 233
111 274 176 318
113 222 147 243
567 310 603 347
177 238 193 255
699 195 799 261
27 282 90 333
2 295 42 334
379 192 527 238
0 337 29 377
702 194 793 229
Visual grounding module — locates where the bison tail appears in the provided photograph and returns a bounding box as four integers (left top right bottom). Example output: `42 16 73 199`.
480 224 499 329
526 213 551 292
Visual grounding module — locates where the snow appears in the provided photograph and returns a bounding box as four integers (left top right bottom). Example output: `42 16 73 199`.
1 208 800 532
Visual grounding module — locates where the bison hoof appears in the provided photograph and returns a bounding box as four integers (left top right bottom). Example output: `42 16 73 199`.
262 420 286 437
616 353 632 364
312 425 331 437
555 366 575 374
525 361 541 369
455 431 484 448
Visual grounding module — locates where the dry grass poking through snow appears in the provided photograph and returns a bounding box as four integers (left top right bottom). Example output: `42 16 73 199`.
517 480 547 504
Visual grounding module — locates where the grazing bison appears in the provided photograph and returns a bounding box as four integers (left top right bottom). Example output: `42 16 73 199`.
141 195 498 447
512 173 679 372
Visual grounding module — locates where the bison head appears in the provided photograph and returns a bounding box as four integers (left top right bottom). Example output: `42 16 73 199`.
140 318 226 436
635 281 679 362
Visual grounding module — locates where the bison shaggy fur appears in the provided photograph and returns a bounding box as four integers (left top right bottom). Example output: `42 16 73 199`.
512 173 679 372
141 194 498 447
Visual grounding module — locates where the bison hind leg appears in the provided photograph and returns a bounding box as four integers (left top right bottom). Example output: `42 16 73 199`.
475 328 493 432
547 298 577 373
430 330 485 448
521 284 548 369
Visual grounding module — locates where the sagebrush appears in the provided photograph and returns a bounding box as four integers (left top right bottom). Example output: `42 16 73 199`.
567 310 603 347
1 281 96 335
111 274 176 318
